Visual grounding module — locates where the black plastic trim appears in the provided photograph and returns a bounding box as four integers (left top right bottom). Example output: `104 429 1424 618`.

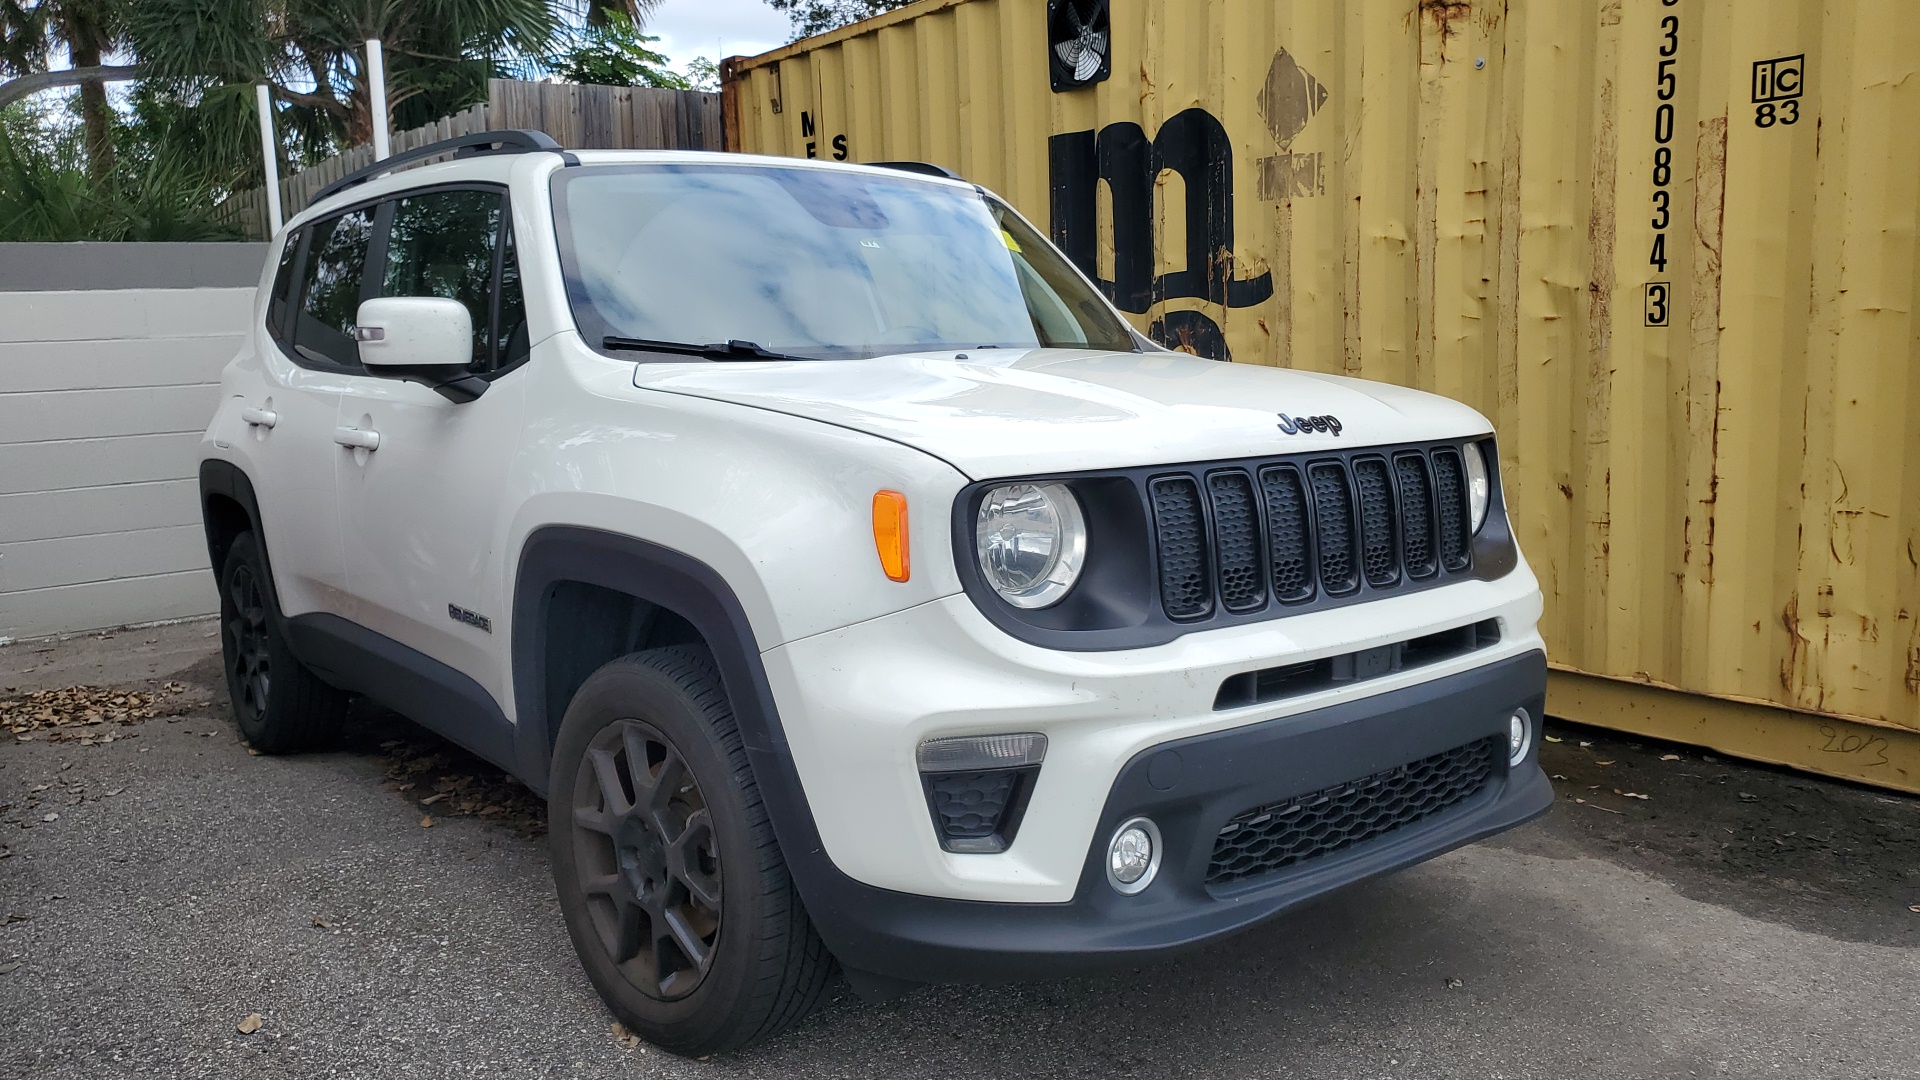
311 129 565 204
866 160 961 180
286 612 517 771
951 436 1519 652
792 650 1551 984
920 765 1039 854
197 460 282 633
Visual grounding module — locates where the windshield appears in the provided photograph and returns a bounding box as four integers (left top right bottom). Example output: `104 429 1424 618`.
551 163 1138 360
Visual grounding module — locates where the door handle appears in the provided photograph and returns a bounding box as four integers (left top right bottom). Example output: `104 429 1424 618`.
240 406 278 429
333 426 381 451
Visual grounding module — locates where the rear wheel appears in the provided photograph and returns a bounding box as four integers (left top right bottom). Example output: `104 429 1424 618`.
219 532 348 753
549 647 833 1055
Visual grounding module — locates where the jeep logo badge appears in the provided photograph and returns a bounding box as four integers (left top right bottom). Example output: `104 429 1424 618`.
1278 413 1342 436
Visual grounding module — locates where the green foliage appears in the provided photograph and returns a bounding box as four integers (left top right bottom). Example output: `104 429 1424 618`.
123 0 564 153
683 56 718 92
551 10 685 88
765 0 917 39
0 102 242 241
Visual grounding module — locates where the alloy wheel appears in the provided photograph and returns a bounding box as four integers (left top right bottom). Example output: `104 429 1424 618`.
224 565 271 721
570 719 723 1001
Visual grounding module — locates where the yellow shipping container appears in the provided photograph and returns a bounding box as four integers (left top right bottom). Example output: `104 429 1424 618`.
722 0 1920 792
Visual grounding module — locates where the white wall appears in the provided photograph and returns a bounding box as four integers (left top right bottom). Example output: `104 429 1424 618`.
0 245 264 641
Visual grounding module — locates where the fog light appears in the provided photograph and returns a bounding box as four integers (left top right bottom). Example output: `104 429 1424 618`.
1106 817 1162 895
1508 707 1533 766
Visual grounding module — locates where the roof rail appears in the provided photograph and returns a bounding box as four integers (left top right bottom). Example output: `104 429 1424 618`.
866 160 961 180
311 129 571 206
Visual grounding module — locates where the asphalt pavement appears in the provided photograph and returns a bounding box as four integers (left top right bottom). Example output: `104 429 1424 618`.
2 620 1916 1079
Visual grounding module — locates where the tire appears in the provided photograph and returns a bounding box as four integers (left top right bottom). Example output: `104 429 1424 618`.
549 646 833 1056
218 532 349 753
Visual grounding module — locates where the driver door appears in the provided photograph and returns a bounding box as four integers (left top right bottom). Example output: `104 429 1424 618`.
332 186 532 705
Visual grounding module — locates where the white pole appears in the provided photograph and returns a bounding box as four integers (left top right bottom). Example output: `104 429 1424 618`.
366 38 391 160
254 84 283 234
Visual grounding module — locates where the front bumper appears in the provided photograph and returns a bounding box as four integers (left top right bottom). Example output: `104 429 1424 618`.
763 571 1545 903
787 649 1551 984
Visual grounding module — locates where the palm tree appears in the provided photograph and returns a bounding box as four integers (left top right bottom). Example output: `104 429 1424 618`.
123 0 572 153
0 0 126 182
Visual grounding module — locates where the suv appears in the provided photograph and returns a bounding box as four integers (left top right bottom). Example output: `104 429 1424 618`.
199 130 1551 1054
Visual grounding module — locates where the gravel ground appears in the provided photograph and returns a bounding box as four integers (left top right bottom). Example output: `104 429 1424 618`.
2 620 1916 1079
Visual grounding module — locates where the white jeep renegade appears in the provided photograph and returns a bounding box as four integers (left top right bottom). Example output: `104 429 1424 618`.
199 130 1552 1054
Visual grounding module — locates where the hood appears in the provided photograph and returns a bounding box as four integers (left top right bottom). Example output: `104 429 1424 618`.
632 348 1493 479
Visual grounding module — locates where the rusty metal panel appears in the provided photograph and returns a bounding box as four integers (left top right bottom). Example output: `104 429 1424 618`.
723 0 1920 792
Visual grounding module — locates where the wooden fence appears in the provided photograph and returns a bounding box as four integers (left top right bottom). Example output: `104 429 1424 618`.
221 80 723 239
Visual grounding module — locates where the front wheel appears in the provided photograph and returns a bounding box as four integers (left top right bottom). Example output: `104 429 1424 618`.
548 647 833 1055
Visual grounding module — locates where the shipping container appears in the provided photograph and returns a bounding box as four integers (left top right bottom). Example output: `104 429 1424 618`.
721 0 1920 793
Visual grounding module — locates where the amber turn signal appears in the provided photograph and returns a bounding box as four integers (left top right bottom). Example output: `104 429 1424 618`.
872 490 910 582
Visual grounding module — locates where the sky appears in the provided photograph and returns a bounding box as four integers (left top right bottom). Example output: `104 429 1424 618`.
643 0 795 71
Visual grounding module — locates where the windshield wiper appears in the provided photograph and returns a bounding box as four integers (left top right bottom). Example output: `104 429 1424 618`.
602 336 818 363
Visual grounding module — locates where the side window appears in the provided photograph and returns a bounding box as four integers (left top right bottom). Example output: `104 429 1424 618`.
496 224 529 369
266 231 302 343
294 209 375 369
380 189 501 372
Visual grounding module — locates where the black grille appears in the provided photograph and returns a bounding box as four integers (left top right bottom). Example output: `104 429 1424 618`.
1140 441 1483 626
1308 463 1359 595
1352 457 1398 587
1207 471 1265 612
1432 448 1471 571
1395 453 1438 579
1150 477 1211 618
927 770 1019 840
1206 735 1503 889
922 768 1037 854
1260 466 1314 602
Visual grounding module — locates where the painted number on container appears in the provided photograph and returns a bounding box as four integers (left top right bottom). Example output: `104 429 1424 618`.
1752 54 1805 128
1646 1 1682 317
1817 724 1891 769
1644 282 1671 327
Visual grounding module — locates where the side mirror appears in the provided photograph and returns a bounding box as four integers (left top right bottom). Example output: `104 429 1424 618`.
354 296 488 402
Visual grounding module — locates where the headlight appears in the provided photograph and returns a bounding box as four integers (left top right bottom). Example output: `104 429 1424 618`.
1464 442 1492 534
975 482 1087 609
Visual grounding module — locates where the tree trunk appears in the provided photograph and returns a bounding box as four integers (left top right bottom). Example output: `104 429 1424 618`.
67 40 114 186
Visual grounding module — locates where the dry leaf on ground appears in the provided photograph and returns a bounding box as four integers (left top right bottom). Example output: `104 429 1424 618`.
419 815 434 828
0 683 202 742
611 1022 641 1049
236 1013 263 1035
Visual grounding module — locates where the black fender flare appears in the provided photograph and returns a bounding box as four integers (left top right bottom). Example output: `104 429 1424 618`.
197 459 289 635
511 528 877 956
509 529 840 876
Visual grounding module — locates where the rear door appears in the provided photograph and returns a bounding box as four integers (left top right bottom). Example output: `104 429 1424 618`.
331 186 532 701
236 208 382 615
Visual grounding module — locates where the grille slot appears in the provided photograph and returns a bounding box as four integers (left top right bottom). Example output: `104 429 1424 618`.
1207 735 1503 889
1207 471 1266 612
1308 462 1359 596
1150 476 1212 619
1431 447 1471 571
1260 466 1314 603
1395 453 1439 579
1352 456 1399 587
